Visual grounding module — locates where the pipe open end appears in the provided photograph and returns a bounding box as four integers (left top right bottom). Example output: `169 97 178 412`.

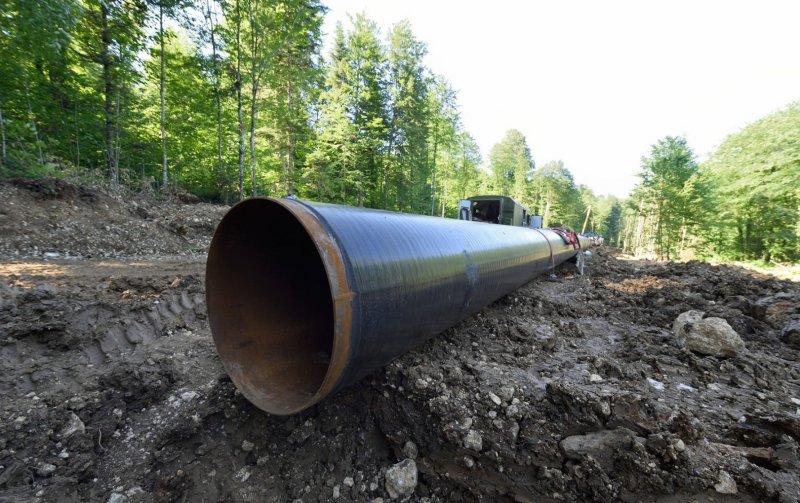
206 198 344 415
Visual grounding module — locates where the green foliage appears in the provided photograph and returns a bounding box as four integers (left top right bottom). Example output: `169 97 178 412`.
3 0 797 266
306 16 478 213
0 0 82 169
621 109 799 264
623 136 705 259
601 201 623 245
306 17 387 207
385 20 429 212
427 76 459 215
528 160 583 228
703 102 800 262
488 129 533 201
137 30 221 195
481 130 602 233
0 3 517 217
578 187 623 243
259 0 325 197
449 132 483 202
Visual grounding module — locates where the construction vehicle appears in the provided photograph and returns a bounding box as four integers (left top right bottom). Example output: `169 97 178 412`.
458 195 540 228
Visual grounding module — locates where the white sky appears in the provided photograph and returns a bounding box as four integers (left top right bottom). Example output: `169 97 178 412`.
321 0 800 197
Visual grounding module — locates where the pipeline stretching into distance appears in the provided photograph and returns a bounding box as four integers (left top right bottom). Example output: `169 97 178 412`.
206 197 590 415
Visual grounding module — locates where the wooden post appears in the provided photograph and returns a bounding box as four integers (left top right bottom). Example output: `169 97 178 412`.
581 206 592 234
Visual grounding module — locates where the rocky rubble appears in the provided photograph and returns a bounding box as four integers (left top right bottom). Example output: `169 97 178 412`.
785 321 800 349
673 310 746 357
384 459 418 499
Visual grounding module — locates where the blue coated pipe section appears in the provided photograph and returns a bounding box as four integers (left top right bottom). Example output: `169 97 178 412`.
206 198 586 414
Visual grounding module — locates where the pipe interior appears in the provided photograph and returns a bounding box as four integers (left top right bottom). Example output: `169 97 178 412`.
206 199 334 414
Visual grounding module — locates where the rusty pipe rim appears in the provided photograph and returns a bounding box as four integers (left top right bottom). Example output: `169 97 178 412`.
205 198 353 415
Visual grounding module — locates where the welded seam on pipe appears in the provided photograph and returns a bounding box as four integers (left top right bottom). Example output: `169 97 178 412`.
533 228 556 274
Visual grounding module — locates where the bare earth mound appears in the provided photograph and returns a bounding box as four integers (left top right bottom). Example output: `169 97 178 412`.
0 179 799 502
0 178 227 259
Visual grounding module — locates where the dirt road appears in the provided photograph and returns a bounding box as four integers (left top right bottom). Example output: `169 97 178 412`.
1 179 799 502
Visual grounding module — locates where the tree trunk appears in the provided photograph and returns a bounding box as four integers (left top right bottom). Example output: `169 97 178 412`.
409 161 415 213
543 193 551 228
250 91 257 197
581 206 592 234
440 159 449 218
357 165 363 207
206 0 225 200
214 83 225 201
24 81 44 165
736 222 744 258
744 220 751 259
248 23 258 198
235 0 244 201
101 2 116 185
340 162 346 203
160 4 168 189
280 146 287 195
73 102 80 169
286 83 295 196
287 139 295 196
679 217 687 257
0 108 6 167
655 197 664 259
114 92 122 174
430 120 438 216
634 200 645 256
383 135 393 209
460 141 467 200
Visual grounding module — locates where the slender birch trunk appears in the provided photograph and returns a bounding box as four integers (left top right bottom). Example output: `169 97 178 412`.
249 82 257 197
73 103 80 169
159 4 168 189
430 120 438 216
205 0 225 199
235 0 244 201
101 2 116 185
0 108 6 167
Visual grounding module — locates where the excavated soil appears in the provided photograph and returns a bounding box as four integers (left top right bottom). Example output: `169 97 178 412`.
1 178 799 503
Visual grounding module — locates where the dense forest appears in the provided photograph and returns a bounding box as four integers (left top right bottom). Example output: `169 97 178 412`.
0 0 487 215
1 1 798 263
624 103 800 263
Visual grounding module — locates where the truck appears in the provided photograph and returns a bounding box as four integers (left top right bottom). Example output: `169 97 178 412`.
457 195 541 228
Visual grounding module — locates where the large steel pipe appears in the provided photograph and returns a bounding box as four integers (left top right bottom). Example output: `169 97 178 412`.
206 198 588 415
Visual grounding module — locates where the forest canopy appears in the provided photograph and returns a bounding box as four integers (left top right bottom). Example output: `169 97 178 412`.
622 103 800 263
0 0 614 227
702 102 800 263
0 0 489 216
0 0 797 263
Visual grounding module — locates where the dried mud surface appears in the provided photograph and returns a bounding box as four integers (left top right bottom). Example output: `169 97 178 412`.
1 179 799 503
